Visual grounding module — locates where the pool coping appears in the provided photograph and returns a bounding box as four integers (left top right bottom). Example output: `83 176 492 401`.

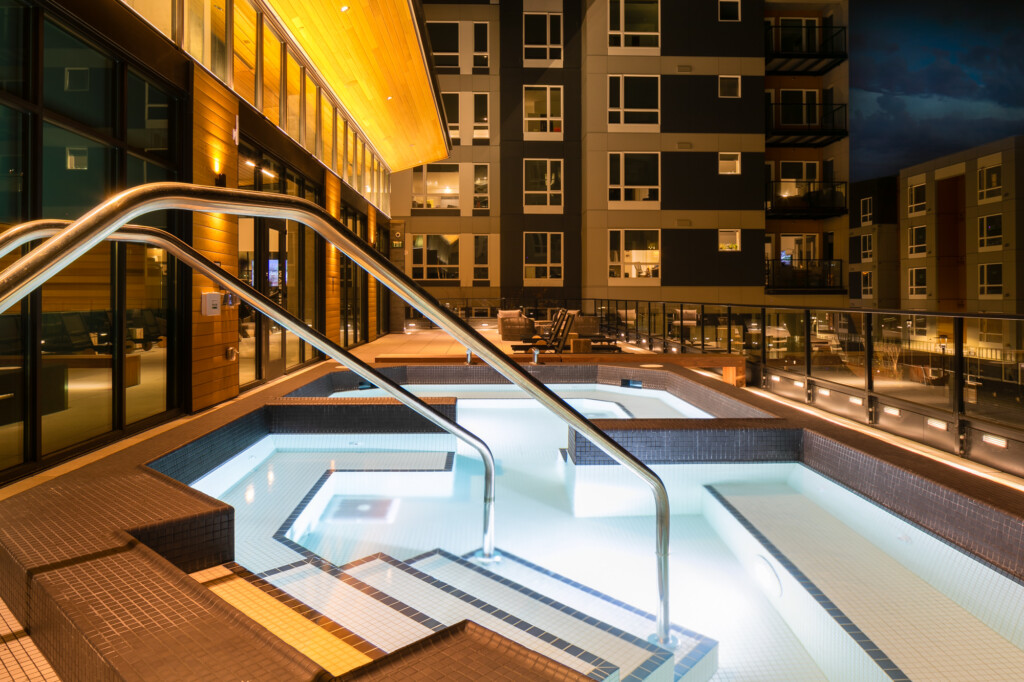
1 359 1024 680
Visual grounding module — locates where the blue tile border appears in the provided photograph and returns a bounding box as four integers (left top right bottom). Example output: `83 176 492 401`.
705 485 911 682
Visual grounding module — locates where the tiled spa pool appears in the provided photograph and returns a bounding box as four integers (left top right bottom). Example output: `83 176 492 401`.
189 391 1024 681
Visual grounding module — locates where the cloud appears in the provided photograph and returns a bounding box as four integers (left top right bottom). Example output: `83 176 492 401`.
854 52 981 101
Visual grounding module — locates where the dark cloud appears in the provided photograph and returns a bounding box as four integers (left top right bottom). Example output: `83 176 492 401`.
854 52 981 101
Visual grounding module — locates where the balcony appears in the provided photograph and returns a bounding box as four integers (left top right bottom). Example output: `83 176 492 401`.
766 103 848 147
765 259 845 294
765 180 847 219
765 25 848 75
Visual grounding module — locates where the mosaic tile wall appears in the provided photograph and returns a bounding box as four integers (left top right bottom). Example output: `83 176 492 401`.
148 409 268 485
266 398 457 434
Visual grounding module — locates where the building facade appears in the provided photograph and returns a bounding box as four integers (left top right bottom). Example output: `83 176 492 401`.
848 176 899 309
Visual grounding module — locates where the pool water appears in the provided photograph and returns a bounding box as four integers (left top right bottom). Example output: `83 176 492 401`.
194 392 1024 681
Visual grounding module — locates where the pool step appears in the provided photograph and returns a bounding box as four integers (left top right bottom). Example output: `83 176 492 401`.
408 549 717 682
344 551 691 681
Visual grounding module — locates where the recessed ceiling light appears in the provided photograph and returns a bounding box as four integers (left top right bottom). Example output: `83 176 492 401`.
340 5 349 12
387 96 393 101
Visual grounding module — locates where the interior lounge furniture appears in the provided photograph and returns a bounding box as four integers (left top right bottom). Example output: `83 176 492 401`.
511 310 576 353
497 309 536 341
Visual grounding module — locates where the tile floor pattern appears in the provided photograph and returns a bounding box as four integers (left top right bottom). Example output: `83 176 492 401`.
714 481 1024 680
0 601 59 682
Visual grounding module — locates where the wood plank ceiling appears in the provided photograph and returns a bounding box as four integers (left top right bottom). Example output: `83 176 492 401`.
264 0 449 171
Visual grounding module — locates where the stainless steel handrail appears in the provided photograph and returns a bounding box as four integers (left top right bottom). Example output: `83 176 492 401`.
0 220 498 560
0 183 673 644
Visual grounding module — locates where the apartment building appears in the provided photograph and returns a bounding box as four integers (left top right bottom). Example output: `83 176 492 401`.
393 0 851 317
848 176 899 308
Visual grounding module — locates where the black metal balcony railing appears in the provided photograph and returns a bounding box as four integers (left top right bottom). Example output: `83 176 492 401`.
766 103 848 147
765 25 848 75
765 180 847 218
765 259 844 292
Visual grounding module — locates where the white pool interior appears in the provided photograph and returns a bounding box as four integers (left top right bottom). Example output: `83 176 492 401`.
191 388 1024 681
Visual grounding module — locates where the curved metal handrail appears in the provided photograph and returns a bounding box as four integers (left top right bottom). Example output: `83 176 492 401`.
0 220 498 560
0 183 674 644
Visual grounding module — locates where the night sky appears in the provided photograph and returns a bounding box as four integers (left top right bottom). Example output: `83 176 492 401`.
850 0 1024 181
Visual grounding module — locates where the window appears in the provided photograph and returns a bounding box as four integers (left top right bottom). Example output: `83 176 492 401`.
609 152 659 204
262 28 282 126
474 93 489 140
608 75 659 127
321 99 335 170
779 90 818 125
185 0 228 80
524 85 563 138
524 159 562 212
718 229 741 251
908 183 925 214
780 160 817 180
441 92 459 143
979 318 1003 344
779 17 817 52
860 234 873 262
908 267 927 297
978 164 1002 201
473 235 489 281
911 315 928 337
719 0 740 21
473 164 489 209
427 22 459 73
609 0 659 50
609 229 660 279
303 73 317 153
979 214 1002 249
908 225 926 256
233 0 258 106
284 51 301 140
411 234 459 280
473 23 489 73
861 271 874 299
411 164 459 209
860 196 873 226
719 152 741 174
523 232 562 282
718 75 741 98
524 13 562 64
979 263 1003 297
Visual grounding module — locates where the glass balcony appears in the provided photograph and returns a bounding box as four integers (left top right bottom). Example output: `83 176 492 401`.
765 180 847 218
766 103 848 147
766 24 848 75
765 259 845 293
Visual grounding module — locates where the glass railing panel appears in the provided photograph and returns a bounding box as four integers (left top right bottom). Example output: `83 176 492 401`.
964 317 1024 426
765 308 807 374
125 243 170 424
702 305 730 352
809 310 866 390
872 313 954 410
732 306 763 362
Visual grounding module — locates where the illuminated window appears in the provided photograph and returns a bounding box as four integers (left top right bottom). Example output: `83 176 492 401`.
426 22 459 73
979 214 1002 249
860 196 873 226
524 232 562 282
411 164 460 209
908 225 926 256
908 183 925 215
411 234 459 280
979 263 1002 297
718 229 741 251
524 86 562 138
524 12 562 64
718 75 741 98
609 229 660 279
908 267 927 297
861 271 874 299
860 234 873 262
524 159 562 212
609 0 659 50
609 152 659 205
303 72 317 154
978 164 1001 201
719 0 740 21
232 0 258 106
473 164 489 209
608 75 659 127
719 152 741 174
185 0 227 80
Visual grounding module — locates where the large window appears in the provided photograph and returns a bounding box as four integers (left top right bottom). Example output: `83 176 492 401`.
523 232 562 282
441 92 460 143
609 0 659 50
779 90 818 125
861 271 874 299
411 164 460 209
979 263 1003 297
524 13 562 64
524 86 562 138
262 26 282 125
233 0 258 106
908 225 926 256
860 196 873 226
978 164 1002 201
609 152 659 205
426 22 459 73
609 229 660 280
185 0 228 80
608 75 659 127
473 164 489 209
474 93 489 140
908 267 927 297
908 183 926 215
524 159 562 212
860 234 873 262
44 21 115 134
979 214 1002 250
473 235 489 281
473 22 489 73
411 234 460 280
284 50 301 140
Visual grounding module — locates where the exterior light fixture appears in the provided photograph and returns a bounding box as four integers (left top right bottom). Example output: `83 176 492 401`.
982 434 1007 448
883 406 901 417
927 418 947 431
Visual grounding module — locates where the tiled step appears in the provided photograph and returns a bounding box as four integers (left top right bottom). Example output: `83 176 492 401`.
407 549 717 682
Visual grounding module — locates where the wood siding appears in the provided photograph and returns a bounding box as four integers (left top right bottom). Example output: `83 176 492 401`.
325 173 342 344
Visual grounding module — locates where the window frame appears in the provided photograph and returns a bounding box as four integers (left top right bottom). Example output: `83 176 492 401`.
979 262 1003 298
860 233 873 262
719 0 741 21
978 164 1002 202
608 151 660 209
523 231 563 284
411 163 460 210
908 182 926 215
410 233 461 281
861 270 874 299
473 92 489 140
718 75 741 98
608 74 660 130
441 91 460 143
718 152 742 175
473 163 489 210
979 214 1002 250
778 89 819 126
908 266 927 298
718 229 741 252
979 318 1003 344
523 12 563 66
523 158 563 214
860 196 873 226
473 234 490 282
426 21 460 73
608 0 660 54
908 225 926 257
608 228 661 282
472 22 489 74
523 85 563 140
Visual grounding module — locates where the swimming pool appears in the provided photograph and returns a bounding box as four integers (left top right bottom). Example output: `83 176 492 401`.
193 392 1024 681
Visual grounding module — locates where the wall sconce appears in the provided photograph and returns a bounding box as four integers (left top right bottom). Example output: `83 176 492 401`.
214 173 227 187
